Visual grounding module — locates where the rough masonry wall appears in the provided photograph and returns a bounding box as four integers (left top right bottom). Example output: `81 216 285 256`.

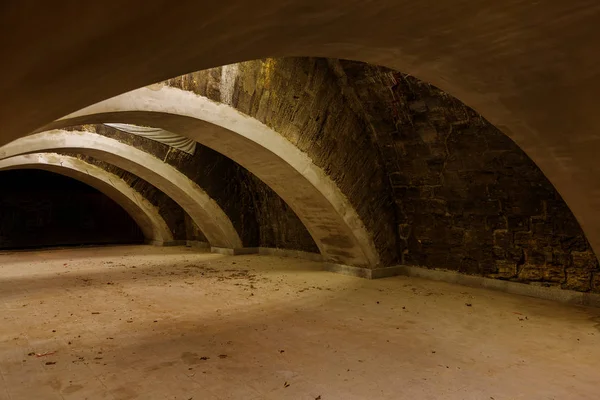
76 125 318 252
0 169 144 248
337 61 599 292
165 57 397 265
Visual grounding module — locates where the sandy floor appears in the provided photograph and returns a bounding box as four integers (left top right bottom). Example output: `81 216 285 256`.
0 245 599 400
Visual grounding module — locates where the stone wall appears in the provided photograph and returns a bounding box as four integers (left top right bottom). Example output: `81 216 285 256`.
75 124 318 252
165 57 397 265
0 169 144 248
336 60 600 292
47 57 600 292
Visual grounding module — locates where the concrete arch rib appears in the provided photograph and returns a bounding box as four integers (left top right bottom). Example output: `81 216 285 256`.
44 85 380 267
0 153 173 246
0 131 243 251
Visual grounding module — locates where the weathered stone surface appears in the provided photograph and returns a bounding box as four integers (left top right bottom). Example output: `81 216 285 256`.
493 260 517 279
166 58 397 265
336 60 599 291
53 58 600 291
72 124 318 252
563 267 593 292
592 272 600 293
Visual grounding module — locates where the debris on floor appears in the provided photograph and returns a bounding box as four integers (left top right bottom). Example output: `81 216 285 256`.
35 351 56 357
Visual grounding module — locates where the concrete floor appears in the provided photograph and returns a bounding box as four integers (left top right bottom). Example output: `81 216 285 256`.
0 246 598 400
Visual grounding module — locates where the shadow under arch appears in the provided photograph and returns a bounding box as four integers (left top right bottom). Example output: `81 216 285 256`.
0 131 243 251
0 153 174 246
37 85 381 267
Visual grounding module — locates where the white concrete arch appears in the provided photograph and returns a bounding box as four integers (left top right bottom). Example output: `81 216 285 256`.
0 153 174 246
40 85 380 267
0 131 243 251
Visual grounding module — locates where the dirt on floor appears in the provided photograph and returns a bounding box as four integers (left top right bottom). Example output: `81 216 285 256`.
0 245 599 399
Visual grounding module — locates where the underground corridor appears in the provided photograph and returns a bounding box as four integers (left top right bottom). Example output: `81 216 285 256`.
2 21 600 398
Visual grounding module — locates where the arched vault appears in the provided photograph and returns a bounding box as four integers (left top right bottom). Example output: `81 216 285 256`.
0 131 243 251
3 2 600 264
39 85 381 266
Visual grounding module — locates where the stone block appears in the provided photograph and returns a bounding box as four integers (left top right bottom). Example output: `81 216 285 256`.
392 185 420 199
507 247 525 263
389 172 409 186
526 249 546 265
486 215 507 230
572 251 599 271
495 260 517 278
487 183 511 200
592 272 600 293
518 264 543 281
563 267 592 291
514 231 532 246
492 246 506 260
446 251 464 270
550 251 571 267
542 264 565 283
505 197 544 216
420 186 436 198
447 227 465 246
417 125 438 143
507 216 530 232
425 156 445 173
424 250 448 268
559 236 589 253
459 258 480 275
493 230 512 248
443 155 463 171
420 198 449 215
532 220 554 235
409 100 428 113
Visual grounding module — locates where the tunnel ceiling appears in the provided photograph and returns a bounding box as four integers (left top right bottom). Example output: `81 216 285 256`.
0 57 598 293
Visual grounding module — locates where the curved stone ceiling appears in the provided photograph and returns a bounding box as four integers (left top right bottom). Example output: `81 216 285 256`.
0 130 243 251
0 153 174 246
42 85 380 267
2 2 600 264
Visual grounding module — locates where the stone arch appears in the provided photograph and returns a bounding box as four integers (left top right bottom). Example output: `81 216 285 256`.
3 3 600 266
38 85 380 266
0 131 243 251
0 153 174 246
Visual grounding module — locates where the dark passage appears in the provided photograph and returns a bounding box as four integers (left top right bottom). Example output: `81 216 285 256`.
0 169 144 249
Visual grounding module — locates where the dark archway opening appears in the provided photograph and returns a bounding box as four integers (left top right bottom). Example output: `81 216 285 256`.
0 169 144 249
